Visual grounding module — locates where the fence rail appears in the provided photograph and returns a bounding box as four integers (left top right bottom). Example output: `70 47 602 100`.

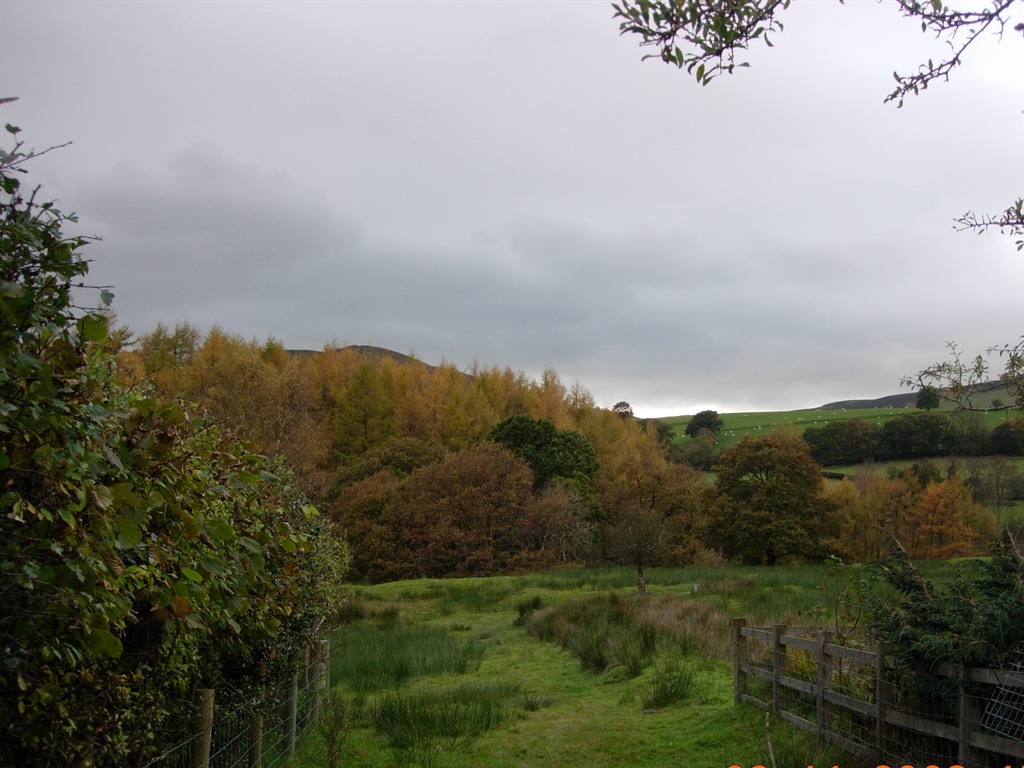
142 639 330 768
732 619 1024 768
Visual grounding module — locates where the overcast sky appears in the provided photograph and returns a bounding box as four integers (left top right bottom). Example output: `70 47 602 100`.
2 1 1022 417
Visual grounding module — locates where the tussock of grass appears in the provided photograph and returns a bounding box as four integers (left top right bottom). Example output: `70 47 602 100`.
639 659 699 710
433 579 524 613
371 681 524 750
525 593 733 673
332 623 483 692
513 595 543 626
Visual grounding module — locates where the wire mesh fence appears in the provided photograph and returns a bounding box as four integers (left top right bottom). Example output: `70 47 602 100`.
983 645 1024 743
732 620 1024 768
142 639 329 768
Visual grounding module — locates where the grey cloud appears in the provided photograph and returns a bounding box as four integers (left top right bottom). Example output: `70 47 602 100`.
2 0 1021 415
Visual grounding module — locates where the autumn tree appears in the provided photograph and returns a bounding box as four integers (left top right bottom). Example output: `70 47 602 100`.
850 473 920 561
130 326 335 500
826 478 865 563
328 470 404 582
531 483 601 565
534 367 571 425
904 476 995 559
132 320 200 393
639 418 675 449
597 416 706 590
333 358 397 455
613 400 634 419
705 432 839 565
390 443 544 577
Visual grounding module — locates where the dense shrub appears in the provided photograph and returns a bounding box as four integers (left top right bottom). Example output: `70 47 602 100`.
866 537 1024 721
0 127 348 766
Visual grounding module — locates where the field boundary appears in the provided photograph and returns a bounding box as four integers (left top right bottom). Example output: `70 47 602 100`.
732 619 1024 767
141 639 329 768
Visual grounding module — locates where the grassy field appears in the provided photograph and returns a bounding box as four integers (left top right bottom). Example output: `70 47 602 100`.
663 406 1017 454
288 563 965 768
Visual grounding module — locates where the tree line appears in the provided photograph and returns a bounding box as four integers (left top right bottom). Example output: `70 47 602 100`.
120 325 1008 583
802 412 1024 466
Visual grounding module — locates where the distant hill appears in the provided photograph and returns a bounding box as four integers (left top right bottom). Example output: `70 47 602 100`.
288 345 459 376
818 392 917 409
819 381 1012 411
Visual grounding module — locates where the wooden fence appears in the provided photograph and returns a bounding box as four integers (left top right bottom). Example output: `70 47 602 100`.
732 619 1024 768
142 639 330 768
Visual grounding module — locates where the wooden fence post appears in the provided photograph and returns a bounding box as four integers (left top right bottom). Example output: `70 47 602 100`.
311 638 330 724
283 671 299 757
249 662 266 768
816 630 834 738
732 618 747 704
300 643 311 689
959 662 982 767
875 643 891 754
772 625 786 712
191 688 214 768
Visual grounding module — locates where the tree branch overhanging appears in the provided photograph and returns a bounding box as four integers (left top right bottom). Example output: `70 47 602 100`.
613 0 1023 245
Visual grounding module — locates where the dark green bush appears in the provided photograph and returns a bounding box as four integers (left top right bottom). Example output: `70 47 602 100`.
0 126 348 766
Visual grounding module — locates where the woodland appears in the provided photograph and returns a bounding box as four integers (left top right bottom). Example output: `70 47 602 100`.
123 322 1017 579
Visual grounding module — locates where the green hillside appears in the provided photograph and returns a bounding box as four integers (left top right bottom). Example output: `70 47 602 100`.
664 388 1020 455
663 407 911 453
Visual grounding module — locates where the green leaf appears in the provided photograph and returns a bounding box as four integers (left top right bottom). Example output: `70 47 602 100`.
111 482 142 509
58 507 77 529
87 628 123 659
206 518 235 541
201 557 226 576
181 567 203 583
117 516 142 547
100 288 114 306
80 314 107 343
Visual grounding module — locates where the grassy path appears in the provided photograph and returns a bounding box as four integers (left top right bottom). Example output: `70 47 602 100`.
290 566 881 767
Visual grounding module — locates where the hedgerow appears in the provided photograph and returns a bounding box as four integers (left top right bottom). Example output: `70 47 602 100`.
0 123 348 766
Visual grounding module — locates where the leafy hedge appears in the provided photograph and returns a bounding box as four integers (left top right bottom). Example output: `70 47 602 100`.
0 124 348 766
866 536 1024 722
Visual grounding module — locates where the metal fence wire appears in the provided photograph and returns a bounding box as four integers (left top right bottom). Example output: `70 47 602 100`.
983 643 1024 742
143 639 329 768
732 621 1024 768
